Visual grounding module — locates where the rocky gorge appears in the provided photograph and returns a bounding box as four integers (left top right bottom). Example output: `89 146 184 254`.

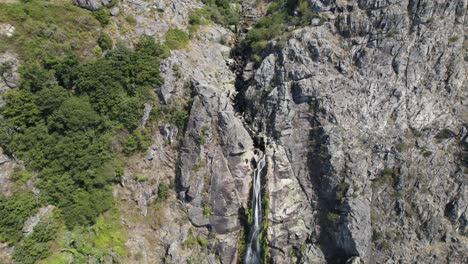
0 0 466 263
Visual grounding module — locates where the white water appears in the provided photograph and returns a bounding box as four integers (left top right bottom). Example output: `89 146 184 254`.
245 156 266 264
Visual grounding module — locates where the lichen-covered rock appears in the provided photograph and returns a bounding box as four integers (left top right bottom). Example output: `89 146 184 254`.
177 81 255 261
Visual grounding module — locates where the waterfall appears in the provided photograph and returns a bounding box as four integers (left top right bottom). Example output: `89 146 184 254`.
245 156 266 264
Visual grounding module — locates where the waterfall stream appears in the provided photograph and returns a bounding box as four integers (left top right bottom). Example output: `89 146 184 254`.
245 156 266 264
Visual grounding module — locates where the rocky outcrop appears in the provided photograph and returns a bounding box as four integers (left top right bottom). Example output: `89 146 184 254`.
239 0 467 263
0 51 19 107
23 205 55 236
177 80 256 262
72 0 110 10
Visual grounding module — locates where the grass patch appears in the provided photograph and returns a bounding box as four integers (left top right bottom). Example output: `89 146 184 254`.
0 0 100 61
125 14 137 25
197 236 207 247
45 205 127 263
448 35 459 43
164 28 189 50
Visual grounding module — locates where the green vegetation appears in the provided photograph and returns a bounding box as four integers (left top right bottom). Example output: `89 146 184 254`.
0 35 168 229
152 101 190 132
448 35 459 43
92 7 110 26
182 228 197 248
43 206 127 263
134 174 149 182
98 32 113 51
383 167 394 176
157 183 169 201
189 0 239 27
197 126 209 144
0 4 170 257
13 209 61 264
237 228 246 260
435 128 454 140
125 14 137 25
164 28 190 49
395 141 408 152
197 236 207 247
9 168 33 187
0 0 100 61
335 180 348 202
241 0 319 60
0 0 191 262
124 129 152 154
0 192 40 243
203 204 212 217
326 212 340 222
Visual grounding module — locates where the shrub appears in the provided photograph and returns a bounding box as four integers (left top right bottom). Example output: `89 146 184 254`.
13 210 60 264
9 168 32 187
92 8 110 26
157 183 169 201
0 37 167 229
395 142 408 152
241 0 318 59
97 32 113 50
197 133 206 144
125 15 137 25
164 28 189 50
203 204 212 217
448 35 459 43
197 236 207 247
326 212 340 222
123 130 152 154
134 174 149 182
0 192 40 243
383 167 394 176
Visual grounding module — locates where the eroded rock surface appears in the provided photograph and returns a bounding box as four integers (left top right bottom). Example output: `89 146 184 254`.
72 0 110 10
239 0 467 263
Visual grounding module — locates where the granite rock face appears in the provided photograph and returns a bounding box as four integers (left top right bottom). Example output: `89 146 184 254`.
72 0 110 10
238 0 467 263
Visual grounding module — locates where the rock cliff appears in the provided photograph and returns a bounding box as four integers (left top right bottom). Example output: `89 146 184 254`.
237 0 467 263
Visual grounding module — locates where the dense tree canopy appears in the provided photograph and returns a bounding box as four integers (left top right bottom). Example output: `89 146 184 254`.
0 36 168 233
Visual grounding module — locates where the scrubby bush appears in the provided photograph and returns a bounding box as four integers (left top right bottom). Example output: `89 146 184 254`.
0 36 168 229
189 0 239 27
158 183 169 201
326 212 340 222
0 193 40 243
241 0 319 60
98 32 113 50
92 7 110 26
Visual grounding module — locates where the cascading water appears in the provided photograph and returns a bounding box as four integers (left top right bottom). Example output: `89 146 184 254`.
245 156 266 264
